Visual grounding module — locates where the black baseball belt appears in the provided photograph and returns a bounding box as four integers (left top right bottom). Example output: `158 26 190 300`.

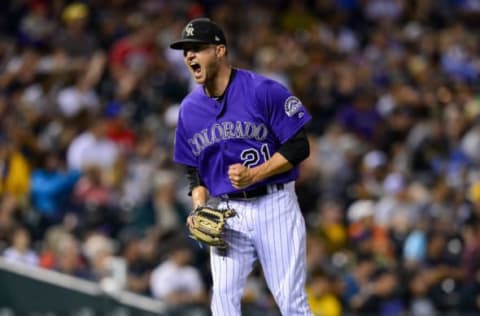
224 183 285 200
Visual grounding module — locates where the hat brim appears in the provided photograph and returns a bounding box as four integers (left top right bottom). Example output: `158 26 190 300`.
169 39 212 50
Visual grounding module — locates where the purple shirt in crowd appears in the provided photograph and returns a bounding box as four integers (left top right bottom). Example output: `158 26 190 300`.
174 69 311 197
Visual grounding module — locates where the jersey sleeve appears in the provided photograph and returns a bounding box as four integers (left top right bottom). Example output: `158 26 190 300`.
173 107 197 167
256 80 311 144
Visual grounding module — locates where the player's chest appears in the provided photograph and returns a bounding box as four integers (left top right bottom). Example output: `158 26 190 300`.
187 94 265 136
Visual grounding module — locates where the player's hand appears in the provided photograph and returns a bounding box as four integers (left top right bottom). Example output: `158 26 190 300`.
186 215 194 227
228 163 256 189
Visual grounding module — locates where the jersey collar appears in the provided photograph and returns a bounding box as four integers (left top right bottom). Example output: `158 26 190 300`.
203 68 237 102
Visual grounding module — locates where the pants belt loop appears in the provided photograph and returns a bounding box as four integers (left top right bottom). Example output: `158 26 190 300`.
268 183 283 194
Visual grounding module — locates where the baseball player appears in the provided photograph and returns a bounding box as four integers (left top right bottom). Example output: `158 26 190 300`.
170 18 313 315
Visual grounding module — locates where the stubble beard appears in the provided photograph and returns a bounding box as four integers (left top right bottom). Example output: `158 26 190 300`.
203 60 220 94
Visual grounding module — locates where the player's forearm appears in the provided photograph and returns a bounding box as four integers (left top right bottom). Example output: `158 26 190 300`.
228 153 293 189
250 152 293 183
191 185 209 208
249 129 309 183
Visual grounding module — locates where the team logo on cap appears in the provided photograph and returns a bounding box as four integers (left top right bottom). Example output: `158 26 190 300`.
185 23 194 37
284 96 303 117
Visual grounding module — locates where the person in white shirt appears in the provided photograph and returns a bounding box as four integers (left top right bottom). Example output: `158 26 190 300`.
150 240 207 306
67 118 119 171
3 226 38 267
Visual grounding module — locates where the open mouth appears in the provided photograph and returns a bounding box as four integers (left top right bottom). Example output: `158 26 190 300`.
190 63 201 74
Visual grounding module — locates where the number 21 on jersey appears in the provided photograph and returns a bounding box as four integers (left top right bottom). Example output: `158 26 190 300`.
240 144 271 168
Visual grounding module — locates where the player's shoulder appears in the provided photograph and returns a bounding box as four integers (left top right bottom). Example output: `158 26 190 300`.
235 68 276 84
179 86 204 109
235 68 286 91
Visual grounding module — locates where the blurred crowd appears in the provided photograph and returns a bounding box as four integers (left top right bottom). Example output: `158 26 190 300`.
2 0 480 315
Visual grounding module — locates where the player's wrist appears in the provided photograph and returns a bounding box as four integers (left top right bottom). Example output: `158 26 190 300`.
250 164 266 184
193 202 206 209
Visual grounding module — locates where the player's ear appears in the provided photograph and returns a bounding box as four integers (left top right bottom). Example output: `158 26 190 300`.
216 45 227 57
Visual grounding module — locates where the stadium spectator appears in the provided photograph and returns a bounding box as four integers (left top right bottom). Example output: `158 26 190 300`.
30 151 81 227
54 2 99 59
53 232 92 280
2 226 38 266
306 268 342 316
0 137 30 202
119 232 154 295
66 117 120 171
149 237 208 306
129 170 188 233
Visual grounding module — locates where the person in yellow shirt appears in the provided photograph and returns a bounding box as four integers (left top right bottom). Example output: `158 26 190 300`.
0 139 30 201
307 268 342 316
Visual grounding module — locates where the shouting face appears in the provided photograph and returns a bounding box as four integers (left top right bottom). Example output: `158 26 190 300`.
183 43 225 85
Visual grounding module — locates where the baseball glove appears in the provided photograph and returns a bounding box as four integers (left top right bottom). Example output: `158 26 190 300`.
188 206 236 248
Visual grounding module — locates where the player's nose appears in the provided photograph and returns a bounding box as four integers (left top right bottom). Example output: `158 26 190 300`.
183 49 195 58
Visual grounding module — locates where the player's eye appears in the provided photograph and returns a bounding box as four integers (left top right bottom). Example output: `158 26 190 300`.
183 44 212 57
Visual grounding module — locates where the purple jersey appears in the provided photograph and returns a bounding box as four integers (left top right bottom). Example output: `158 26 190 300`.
174 69 311 197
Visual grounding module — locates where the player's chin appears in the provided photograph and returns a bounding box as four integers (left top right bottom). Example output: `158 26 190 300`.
191 70 206 84
193 77 206 85
192 73 206 84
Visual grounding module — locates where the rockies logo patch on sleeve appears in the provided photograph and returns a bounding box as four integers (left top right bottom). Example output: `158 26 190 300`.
284 96 303 117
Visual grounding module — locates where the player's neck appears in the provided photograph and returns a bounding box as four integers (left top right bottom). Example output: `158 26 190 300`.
205 65 232 98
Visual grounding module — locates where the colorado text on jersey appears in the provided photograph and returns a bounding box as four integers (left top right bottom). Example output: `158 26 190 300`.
187 121 269 156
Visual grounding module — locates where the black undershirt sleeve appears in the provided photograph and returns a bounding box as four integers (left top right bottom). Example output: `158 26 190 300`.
277 128 310 166
185 128 309 194
186 166 205 196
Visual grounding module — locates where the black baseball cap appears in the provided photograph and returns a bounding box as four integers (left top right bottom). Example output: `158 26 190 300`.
170 18 227 50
